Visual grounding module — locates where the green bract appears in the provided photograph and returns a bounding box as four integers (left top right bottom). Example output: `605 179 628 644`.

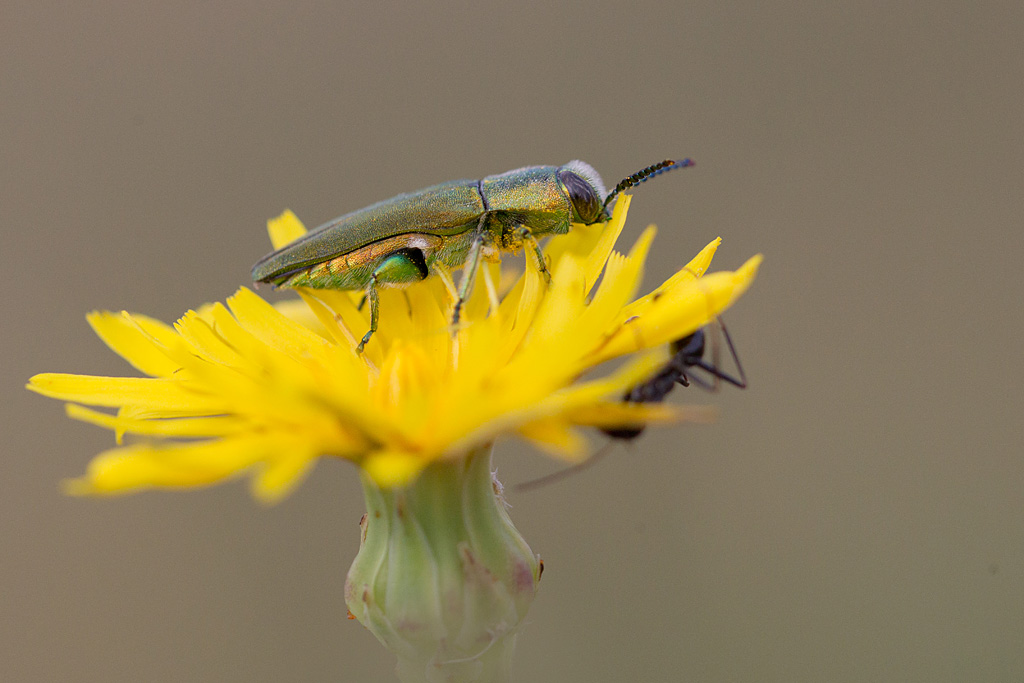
346 446 540 683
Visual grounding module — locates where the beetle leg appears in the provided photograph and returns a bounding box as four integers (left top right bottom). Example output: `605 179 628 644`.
452 217 488 328
516 225 552 285
354 248 430 353
480 261 500 314
431 263 460 302
355 276 380 354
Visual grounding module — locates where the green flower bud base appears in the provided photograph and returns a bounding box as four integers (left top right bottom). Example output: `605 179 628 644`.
346 445 541 683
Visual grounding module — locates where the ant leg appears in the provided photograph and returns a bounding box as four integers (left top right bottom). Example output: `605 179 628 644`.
685 319 747 388
718 318 748 388
513 441 617 493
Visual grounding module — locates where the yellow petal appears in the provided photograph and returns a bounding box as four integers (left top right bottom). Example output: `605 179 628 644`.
274 299 332 338
517 419 588 461
66 403 245 437
362 450 428 488
562 401 716 428
251 451 318 503
620 236 721 320
64 437 268 495
521 253 588 352
267 209 307 250
227 287 333 358
581 194 633 294
173 309 249 369
543 347 670 411
296 290 359 347
87 311 181 377
28 374 221 411
542 194 632 297
594 253 763 362
578 225 656 339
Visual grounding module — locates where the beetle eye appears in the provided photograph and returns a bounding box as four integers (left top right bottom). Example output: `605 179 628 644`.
558 170 603 224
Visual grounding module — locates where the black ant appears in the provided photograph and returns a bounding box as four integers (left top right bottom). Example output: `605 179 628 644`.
514 318 747 492
599 318 747 440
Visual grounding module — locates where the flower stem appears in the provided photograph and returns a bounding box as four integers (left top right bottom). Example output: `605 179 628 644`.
346 445 541 683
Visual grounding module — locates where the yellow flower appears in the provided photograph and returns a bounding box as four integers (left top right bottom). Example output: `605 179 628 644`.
28 196 761 502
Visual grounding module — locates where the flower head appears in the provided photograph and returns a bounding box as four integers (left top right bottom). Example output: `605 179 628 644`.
28 196 760 502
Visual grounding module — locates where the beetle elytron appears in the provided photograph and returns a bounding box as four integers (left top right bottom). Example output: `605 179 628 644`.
252 159 694 352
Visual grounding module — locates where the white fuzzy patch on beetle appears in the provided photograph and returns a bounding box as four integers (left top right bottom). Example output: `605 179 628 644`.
405 234 441 251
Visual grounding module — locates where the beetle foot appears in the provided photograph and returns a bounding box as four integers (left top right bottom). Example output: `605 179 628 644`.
356 330 373 354
539 261 553 286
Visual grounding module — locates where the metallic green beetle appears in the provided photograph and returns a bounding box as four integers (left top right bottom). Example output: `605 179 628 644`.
252 159 693 352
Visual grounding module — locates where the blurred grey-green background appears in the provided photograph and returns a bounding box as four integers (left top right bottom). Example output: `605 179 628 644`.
3 2 1022 681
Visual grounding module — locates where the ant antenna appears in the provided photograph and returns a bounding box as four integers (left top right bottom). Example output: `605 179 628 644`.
602 158 695 212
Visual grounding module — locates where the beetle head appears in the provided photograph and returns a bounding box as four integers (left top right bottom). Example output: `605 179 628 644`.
558 161 608 225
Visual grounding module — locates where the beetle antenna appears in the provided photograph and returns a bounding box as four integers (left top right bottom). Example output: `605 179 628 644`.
603 158 695 211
